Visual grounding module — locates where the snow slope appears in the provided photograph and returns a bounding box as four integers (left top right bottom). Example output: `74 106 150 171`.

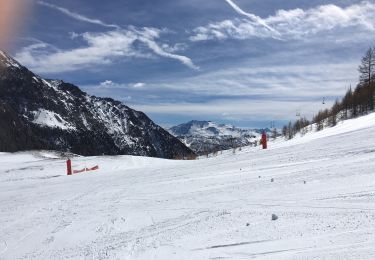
1 113 375 259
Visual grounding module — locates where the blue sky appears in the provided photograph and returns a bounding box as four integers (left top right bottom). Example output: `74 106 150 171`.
10 0 375 128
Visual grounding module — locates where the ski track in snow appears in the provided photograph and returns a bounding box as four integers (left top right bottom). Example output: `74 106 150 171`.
1 114 375 259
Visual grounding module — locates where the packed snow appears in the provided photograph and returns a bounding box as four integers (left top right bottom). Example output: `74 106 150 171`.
1 113 375 259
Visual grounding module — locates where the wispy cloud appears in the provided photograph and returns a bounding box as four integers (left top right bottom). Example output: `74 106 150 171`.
16 27 198 73
191 1 375 41
98 80 146 89
29 2 198 71
132 98 329 123
224 0 279 35
129 82 146 89
86 56 358 123
37 1 119 29
142 61 358 99
138 36 199 70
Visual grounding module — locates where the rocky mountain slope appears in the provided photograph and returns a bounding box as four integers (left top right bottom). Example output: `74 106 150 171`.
0 51 194 159
169 120 270 154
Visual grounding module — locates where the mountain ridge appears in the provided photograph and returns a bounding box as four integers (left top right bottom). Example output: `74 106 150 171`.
169 120 271 154
0 51 194 159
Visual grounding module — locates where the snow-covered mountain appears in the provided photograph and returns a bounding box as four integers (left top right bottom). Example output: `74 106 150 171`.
169 120 269 154
0 51 194 159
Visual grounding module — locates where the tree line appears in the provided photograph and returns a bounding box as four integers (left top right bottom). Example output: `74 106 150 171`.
282 47 375 139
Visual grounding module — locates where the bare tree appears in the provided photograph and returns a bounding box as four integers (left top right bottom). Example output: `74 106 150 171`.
359 47 375 110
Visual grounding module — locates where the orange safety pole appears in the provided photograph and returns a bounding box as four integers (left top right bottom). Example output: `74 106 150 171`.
67 158 72 175
262 131 267 149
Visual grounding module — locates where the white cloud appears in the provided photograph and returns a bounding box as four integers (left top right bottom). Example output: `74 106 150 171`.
18 3 197 72
37 1 119 29
191 1 375 41
144 61 358 98
138 35 199 70
15 27 198 73
84 48 359 122
161 43 188 53
224 0 279 36
132 98 331 122
99 80 117 88
130 82 146 88
190 19 268 41
107 58 357 122
97 80 146 89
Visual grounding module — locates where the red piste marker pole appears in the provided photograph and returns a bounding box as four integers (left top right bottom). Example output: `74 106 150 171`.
262 131 268 150
67 158 72 175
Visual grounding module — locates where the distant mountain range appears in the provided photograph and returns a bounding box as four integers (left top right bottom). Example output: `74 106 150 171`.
169 120 272 155
0 51 194 159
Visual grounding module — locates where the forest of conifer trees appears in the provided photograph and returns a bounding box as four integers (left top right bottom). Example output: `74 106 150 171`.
282 47 375 139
